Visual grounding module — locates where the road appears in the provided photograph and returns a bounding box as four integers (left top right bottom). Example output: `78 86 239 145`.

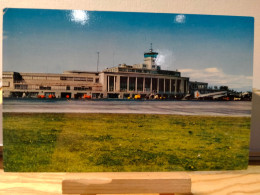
2 99 252 116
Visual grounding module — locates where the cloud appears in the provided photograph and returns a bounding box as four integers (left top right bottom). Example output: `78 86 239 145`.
155 49 175 70
69 10 89 25
205 67 219 73
174 14 186 23
179 67 252 91
179 69 193 73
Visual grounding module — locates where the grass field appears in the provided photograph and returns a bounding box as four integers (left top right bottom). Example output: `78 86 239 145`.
3 113 250 172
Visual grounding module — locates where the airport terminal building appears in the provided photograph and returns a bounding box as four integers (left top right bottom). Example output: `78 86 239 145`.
2 47 193 99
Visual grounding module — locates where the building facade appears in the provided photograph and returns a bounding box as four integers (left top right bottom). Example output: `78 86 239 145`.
2 71 102 98
189 81 208 95
2 47 191 99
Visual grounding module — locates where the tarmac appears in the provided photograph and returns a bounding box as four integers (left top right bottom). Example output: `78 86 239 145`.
2 99 252 116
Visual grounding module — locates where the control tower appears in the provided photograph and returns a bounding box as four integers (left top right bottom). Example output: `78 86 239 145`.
143 43 160 70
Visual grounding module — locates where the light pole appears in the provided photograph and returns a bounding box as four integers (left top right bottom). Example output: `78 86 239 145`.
97 51 99 72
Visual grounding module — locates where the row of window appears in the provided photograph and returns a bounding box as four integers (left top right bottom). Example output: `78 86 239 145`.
60 77 94 82
14 75 96 82
3 74 13 78
74 87 92 91
14 85 28 90
23 76 60 80
190 84 207 89
118 68 152 73
14 84 92 91
39 86 51 90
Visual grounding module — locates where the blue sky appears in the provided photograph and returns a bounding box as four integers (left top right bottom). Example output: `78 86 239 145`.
3 9 254 91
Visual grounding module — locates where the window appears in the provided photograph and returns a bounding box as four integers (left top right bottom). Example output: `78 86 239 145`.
74 77 86 81
3 74 13 78
15 84 28 89
60 77 73 81
95 78 99 83
86 77 93 82
66 86 70 90
51 86 66 90
30 85 39 90
33 76 46 80
39 86 51 90
47 77 60 80
74 86 92 91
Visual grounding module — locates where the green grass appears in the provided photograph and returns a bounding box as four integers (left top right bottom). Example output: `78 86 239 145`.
3 113 250 172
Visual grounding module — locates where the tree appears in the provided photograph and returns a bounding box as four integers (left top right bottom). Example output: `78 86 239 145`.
220 86 228 91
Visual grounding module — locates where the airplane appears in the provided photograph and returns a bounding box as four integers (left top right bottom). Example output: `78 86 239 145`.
194 90 227 100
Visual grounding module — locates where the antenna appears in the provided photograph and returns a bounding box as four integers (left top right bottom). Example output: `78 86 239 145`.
150 43 153 52
97 51 99 72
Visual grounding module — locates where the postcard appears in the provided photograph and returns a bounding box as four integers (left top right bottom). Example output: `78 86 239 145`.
2 8 254 171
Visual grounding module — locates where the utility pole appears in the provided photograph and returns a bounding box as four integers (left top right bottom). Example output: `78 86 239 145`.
97 51 99 72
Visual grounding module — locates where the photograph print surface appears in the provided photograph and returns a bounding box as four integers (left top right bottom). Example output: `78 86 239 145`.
2 8 254 172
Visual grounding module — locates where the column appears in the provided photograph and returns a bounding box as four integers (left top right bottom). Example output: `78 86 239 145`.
116 76 120 92
143 77 145 92
150 78 152 92
108 76 110 92
135 77 137 92
127 77 129 92
102 75 106 98
187 80 189 93
181 79 184 93
170 79 172 94
157 78 159 93
164 78 166 93
175 79 177 94
113 76 116 92
105 75 108 92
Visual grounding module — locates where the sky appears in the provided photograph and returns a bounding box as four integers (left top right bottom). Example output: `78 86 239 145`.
3 9 254 91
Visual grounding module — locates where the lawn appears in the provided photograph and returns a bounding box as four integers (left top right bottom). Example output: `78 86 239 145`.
3 113 250 172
